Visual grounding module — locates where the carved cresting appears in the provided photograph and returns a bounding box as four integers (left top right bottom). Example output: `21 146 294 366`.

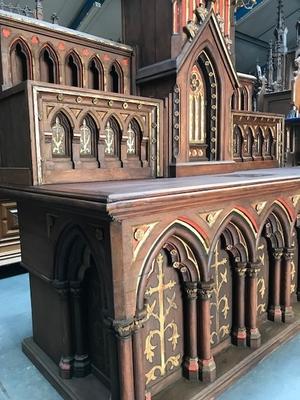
210 241 231 346
144 252 183 386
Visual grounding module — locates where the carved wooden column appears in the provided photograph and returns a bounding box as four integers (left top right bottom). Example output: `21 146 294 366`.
183 281 199 381
268 248 283 322
53 281 73 379
282 247 295 323
70 281 90 377
113 319 135 400
198 281 216 383
246 262 261 349
132 312 148 400
232 262 247 347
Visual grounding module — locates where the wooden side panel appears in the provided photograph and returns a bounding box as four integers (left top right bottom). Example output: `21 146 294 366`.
0 85 31 169
123 0 172 68
0 199 20 266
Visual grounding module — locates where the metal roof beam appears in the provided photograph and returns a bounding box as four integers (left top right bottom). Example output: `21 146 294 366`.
236 31 269 49
69 0 105 30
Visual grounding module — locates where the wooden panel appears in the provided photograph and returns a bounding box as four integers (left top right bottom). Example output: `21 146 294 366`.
0 200 18 238
210 240 232 348
0 199 20 266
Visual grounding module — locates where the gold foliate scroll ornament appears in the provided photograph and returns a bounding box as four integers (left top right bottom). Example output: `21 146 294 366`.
52 117 65 156
144 253 181 385
104 121 114 155
80 119 92 155
210 243 230 345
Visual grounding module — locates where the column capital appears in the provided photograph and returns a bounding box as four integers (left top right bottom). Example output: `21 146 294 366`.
247 261 261 269
111 311 149 338
198 280 215 300
184 281 198 300
234 262 247 276
246 262 261 278
283 247 294 261
52 280 69 298
111 317 135 339
273 247 284 260
70 281 83 298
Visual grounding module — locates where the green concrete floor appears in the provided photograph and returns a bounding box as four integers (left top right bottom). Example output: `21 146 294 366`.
219 333 300 400
1 273 300 400
0 273 62 400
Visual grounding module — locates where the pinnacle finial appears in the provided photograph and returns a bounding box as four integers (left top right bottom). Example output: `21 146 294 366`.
35 0 43 20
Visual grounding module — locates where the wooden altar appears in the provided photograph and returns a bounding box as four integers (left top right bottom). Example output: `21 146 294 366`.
0 1 299 399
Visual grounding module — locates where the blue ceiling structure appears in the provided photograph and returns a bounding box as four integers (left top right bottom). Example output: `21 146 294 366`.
69 0 106 29
235 0 264 21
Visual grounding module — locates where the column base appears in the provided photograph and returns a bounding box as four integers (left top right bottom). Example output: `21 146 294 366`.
183 357 199 381
282 306 294 323
268 306 282 322
59 356 73 379
232 328 247 347
247 328 261 349
199 357 216 383
73 354 90 377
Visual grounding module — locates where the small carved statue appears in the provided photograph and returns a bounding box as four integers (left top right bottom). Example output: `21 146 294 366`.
184 20 199 41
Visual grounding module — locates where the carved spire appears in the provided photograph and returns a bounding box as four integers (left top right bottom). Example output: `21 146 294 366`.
35 0 43 20
274 0 288 54
296 18 300 57
273 0 288 91
267 40 274 90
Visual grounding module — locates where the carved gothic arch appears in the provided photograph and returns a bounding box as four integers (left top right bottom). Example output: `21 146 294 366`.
39 43 59 84
65 50 83 87
79 113 99 158
137 221 208 311
9 37 33 85
258 202 293 248
87 56 104 90
53 223 114 381
209 210 257 267
108 60 124 93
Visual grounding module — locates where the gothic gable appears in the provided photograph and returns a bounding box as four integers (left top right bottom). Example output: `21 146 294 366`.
177 11 239 89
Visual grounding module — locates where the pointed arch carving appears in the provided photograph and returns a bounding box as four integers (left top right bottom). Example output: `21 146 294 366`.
103 115 122 159
135 220 209 393
39 44 59 84
10 38 32 85
263 128 274 159
258 201 294 323
259 202 292 248
108 61 124 94
209 210 257 267
242 127 254 160
87 56 104 91
253 127 264 159
209 211 257 349
233 125 243 161
51 111 72 158
65 51 82 87
188 50 218 161
79 114 98 158
137 220 208 310
53 224 113 382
